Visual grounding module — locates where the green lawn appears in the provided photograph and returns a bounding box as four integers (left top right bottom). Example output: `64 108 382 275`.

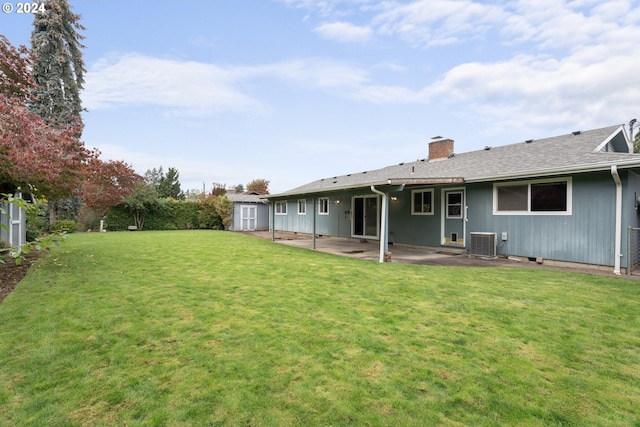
1 231 639 426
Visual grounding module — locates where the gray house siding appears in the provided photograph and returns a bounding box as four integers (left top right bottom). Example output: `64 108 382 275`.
272 169 639 267
387 172 623 267
267 126 640 270
467 173 617 266
274 193 370 238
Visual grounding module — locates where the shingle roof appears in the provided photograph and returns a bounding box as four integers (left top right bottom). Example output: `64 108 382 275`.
227 193 268 203
270 125 640 198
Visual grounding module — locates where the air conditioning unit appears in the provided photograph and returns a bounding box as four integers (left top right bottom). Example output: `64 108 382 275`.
470 232 497 258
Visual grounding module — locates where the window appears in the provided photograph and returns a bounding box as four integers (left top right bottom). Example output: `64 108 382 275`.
531 182 567 211
411 189 434 215
275 201 287 215
494 178 571 215
318 198 329 215
298 199 306 215
497 185 527 211
446 192 463 219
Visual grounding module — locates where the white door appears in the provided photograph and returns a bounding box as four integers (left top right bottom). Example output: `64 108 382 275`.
241 205 257 231
442 188 466 246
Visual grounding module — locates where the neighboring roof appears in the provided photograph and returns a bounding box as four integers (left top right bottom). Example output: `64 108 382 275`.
268 125 640 199
227 193 268 203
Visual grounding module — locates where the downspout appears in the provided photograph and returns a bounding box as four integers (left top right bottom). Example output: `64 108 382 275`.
370 184 405 263
370 185 387 263
611 166 623 275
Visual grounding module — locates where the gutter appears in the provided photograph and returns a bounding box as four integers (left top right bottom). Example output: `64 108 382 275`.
370 185 388 263
611 165 623 275
370 184 405 263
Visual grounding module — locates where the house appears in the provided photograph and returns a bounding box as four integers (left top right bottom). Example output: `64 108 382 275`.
265 124 640 274
227 192 270 231
0 190 27 248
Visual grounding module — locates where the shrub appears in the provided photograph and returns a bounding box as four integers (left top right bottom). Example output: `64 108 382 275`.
51 219 77 234
25 200 48 241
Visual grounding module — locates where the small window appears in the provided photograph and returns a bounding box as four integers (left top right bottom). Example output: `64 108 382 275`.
411 189 434 215
446 192 463 219
318 198 329 215
298 199 306 215
275 201 287 215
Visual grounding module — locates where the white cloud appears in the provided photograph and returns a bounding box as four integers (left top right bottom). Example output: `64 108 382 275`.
427 47 640 133
84 54 373 113
83 54 265 115
314 21 373 43
373 0 507 46
258 58 370 89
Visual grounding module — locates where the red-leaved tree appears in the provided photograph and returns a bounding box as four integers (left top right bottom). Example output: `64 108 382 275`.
81 156 143 218
0 95 91 199
0 36 91 204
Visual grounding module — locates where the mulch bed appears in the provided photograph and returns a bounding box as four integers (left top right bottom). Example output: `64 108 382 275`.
0 252 40 303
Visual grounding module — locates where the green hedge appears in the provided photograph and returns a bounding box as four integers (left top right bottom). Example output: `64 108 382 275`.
105 200 201 231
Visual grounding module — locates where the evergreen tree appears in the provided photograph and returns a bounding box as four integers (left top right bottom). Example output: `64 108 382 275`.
30 0 86 133
144 166 164 187
158 167 183 199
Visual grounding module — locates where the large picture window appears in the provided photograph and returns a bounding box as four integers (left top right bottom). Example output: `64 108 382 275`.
411 189 434 215
494 178 571 215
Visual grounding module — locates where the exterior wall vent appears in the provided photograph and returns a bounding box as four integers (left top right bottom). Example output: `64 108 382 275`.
470 232 497 258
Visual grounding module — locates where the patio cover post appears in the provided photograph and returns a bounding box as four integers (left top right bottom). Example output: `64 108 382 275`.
312 197 317 250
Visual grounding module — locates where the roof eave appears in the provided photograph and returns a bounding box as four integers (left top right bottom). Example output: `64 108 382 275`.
263 177 467 199
465 160 640 183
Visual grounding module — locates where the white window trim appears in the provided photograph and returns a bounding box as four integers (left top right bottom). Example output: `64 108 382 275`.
275 201 287 215
298 199 306 215
493 177 572 216
446 191 464 219
318 198 329 215
411 188 435 216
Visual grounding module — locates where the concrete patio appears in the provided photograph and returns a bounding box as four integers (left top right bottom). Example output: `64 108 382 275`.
240 231 631 277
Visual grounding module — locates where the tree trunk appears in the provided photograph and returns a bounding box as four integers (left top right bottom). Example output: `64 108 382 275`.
49 201 57 225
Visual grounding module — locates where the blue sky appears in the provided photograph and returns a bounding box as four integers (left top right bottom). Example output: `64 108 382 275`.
2 0 640 194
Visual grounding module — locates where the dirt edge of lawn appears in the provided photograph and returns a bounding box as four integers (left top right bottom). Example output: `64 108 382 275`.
0 252 40 303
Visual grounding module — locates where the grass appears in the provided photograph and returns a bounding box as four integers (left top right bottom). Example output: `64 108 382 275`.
1 230 640 426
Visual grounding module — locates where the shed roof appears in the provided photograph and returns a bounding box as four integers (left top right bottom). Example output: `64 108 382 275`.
227 193 268 203
268 125 640 199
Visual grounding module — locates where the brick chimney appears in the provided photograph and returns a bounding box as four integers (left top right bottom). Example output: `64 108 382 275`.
428 138 454 161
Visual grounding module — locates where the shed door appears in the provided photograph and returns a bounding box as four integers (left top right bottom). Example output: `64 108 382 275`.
442 189 465 246
241 205 257 231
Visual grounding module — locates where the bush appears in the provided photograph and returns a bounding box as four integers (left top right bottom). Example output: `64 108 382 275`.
106 199 201 231
51 219 77 234
25 200 48 242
